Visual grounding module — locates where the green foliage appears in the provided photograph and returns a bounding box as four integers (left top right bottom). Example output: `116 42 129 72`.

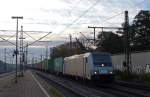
114 70 150 81
96 31 124 54
138 73 150 81
49 86 64 97
50 10 150 56
130 10 150 51
50 42 86 59
114 70 137 80
96 10 150 53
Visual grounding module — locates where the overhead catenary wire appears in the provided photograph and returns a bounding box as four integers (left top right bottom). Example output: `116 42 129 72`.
49 1 125 40
0 36 16 46
0 0 147 47
68 0 83 15
24 32 37 40
55 0 100 35
23 31 51 33
45 0 100 41
87 0 146 26
106 0 146 25
97 12 124 25
82 0 146 32
27 32 52 47
5 33 16 41
0 29 50 33
0 30 51 47
102 0 146 24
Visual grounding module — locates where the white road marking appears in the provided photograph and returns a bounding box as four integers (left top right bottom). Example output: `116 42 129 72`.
30 71 51 97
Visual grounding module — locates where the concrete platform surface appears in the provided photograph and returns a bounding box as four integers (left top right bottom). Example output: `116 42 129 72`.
0 70 50 97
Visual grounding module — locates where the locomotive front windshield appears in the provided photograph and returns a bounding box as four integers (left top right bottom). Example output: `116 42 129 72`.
92 53 112 67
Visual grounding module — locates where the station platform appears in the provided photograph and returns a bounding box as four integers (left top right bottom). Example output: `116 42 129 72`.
0 70 50 97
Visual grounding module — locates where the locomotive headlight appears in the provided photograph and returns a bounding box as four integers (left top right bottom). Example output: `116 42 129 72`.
109 71 113 74
94 71 97 74
101 64 104 67
94 70 99 74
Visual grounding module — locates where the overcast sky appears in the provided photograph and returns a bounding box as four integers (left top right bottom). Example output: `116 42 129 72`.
0 0 149 40
0 0 149 63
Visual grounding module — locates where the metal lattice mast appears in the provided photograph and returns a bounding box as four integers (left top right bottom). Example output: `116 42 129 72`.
19 26 25 76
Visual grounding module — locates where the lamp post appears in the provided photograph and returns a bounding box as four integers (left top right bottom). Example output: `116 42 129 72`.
11 16 23 83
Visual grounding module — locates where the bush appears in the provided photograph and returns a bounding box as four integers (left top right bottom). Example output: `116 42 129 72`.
139 73 150 81
114 70 138 80
114 69 150 82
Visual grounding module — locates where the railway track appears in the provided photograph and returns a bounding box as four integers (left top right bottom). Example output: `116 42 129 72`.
94 80 150 97
35 71 150 97
0 71 15 78
96 84 150 97
35 71 116 97
36 72 83 97
115 80 150 91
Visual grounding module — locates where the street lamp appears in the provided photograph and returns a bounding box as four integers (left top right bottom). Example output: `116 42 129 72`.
11 16 23 83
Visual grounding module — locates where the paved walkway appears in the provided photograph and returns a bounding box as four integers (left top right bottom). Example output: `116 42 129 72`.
0 70 50 97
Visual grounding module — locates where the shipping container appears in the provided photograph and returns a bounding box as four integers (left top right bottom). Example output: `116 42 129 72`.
54 57 63 75
43 59 48 71
48 59 54 73
37 63 42 70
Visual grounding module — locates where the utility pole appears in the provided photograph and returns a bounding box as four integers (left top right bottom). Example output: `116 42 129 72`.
45 45 48 71
79 32 92 50
11 16 23 83
69 34 72 55
24 43 28 70
50 48 53 59
4 48 7 71
124 11 131 74
46 46 48 60
88 26 123 46
88 26 96 46
32 57 34 67
40 55 42 62
35 57 37 64
87 26 123 50
40 55 43 69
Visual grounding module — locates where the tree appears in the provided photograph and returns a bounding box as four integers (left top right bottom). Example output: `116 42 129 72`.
131 10 150 51
96 31 124 54
50 41 87 58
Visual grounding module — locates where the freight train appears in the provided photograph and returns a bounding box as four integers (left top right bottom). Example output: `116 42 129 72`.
31 52 114 82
